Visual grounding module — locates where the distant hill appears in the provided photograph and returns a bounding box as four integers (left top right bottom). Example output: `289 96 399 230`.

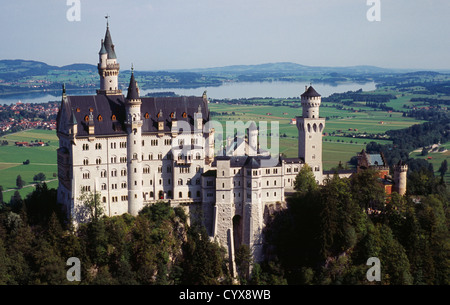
173 62 405 75
0 59 96 82
0 59 56 79
59 63 97 71
1 59 448 96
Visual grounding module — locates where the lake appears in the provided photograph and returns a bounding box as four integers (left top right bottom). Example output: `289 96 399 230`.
0 81 377 104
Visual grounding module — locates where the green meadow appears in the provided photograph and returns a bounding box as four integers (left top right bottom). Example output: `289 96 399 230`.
409 142 450 184
209 102 424 136
209 101 424 170
0 129 58 202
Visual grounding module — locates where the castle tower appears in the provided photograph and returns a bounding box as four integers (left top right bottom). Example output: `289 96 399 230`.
393 160 408 196
214 157 237 276
97 18 122 95
125 68 143 215
296 86 325 184
247 122 258 156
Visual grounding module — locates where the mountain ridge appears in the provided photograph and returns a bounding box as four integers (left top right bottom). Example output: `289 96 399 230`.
3 59 447 75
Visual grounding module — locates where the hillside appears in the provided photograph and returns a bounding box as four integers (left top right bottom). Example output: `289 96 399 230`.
177 62 399 75
1 59 450 96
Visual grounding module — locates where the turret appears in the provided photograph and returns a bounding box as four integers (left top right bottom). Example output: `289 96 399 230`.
69 110 78 137
301 85 321 119
247 121 258 156
296 85 325 184
99 39 107 69
194 104 203 133
97 19 121 95
393 160 408 196
125 68 143 216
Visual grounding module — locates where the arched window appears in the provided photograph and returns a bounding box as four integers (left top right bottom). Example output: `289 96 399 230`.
144 112 149 119
182 112 187 118
111 114 117 121
98 115 103 122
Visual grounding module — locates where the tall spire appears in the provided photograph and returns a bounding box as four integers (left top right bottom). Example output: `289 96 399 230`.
103 15 116 59
97 17 121 95
126 66 140 100
99 39 107 55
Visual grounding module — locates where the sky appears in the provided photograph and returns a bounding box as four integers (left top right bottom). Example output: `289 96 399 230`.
0 0 449 71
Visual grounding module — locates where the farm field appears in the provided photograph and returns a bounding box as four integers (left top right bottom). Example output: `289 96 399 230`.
409 142 450 184
0 129 58 202
209 101 425 170
279 137 368 171
209 102 425 136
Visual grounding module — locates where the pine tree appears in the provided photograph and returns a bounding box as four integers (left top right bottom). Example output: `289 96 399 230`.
438 159 448 177
16 175 24 189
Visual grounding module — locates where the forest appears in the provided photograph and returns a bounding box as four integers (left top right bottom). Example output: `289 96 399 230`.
0 184 230 285
259 167 449 285
0 161 448 285
322 89 397 105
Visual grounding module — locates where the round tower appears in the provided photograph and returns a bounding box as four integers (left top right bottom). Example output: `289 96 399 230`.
394 161 408 196
97 19 121 95
301 85 321 119
248 121 258 156
125 68 143 215
296 85 325 184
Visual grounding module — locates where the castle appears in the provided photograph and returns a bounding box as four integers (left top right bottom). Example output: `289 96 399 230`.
56 22 407 273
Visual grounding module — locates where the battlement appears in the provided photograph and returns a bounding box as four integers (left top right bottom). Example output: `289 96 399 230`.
395 165 408 172
394 161 408 172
